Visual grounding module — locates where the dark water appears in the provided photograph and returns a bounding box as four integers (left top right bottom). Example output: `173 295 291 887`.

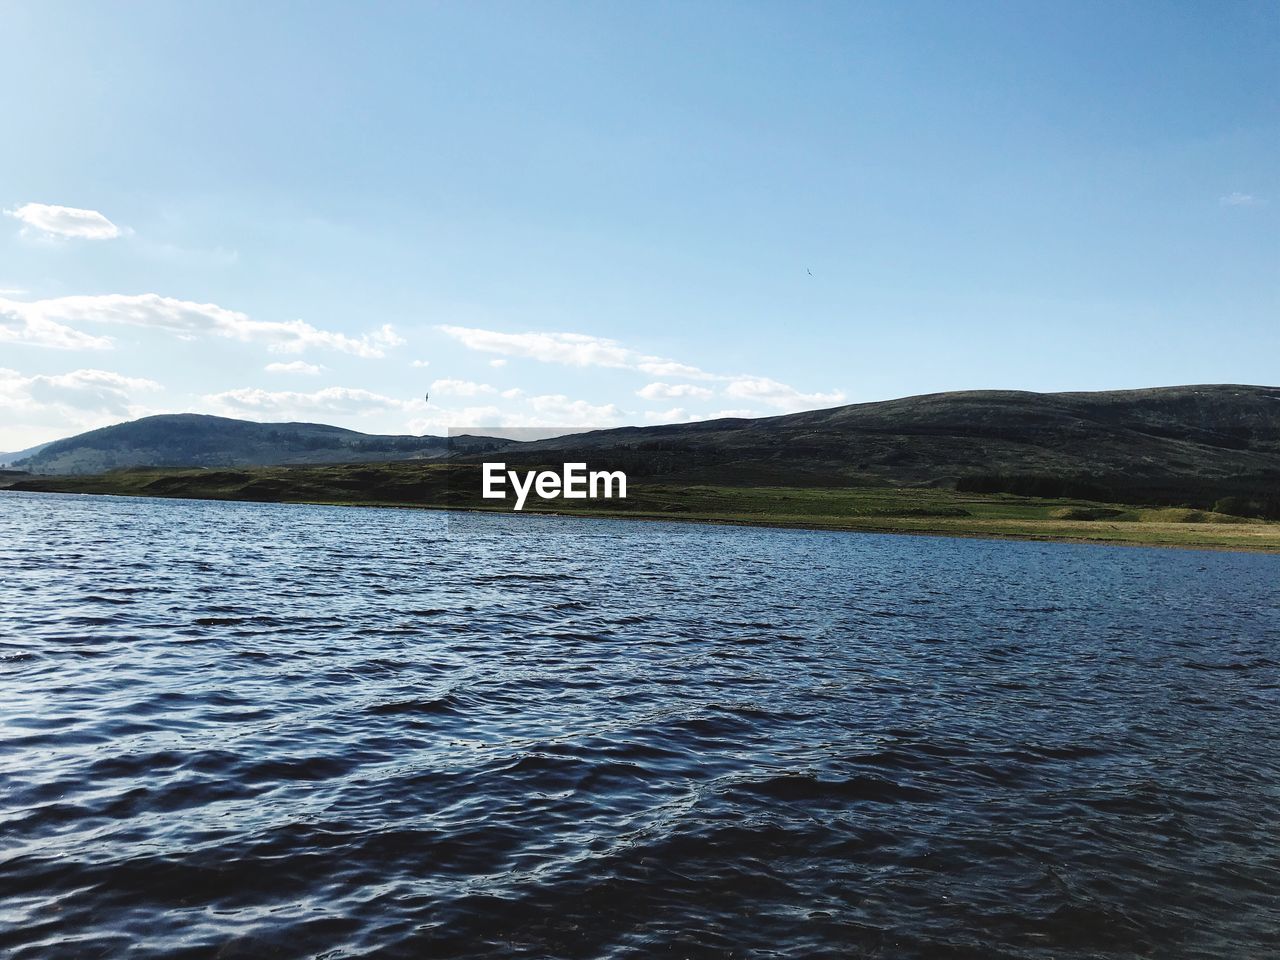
2 492 1278 959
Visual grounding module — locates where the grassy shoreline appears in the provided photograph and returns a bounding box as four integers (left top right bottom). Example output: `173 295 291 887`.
6 462 1280 554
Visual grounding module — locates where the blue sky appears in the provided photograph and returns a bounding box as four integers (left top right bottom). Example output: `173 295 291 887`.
1 0 1275 450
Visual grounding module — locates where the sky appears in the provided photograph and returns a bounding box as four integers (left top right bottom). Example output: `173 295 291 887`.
1 0 1276 451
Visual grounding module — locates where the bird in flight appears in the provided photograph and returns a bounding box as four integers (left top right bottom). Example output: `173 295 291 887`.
807 268 813 276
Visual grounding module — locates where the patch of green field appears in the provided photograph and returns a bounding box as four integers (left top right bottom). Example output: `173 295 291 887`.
6 462 1279 553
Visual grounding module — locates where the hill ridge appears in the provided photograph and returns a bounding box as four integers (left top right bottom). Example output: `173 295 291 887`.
10 385 1280 518
13 413 512 474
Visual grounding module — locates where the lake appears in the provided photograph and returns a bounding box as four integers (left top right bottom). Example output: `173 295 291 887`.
1 491 1277 958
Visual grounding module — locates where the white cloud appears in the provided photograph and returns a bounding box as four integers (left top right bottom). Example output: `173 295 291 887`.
430 378 497 397
439 323 844 416
1220 192 1263 207
637 381 714 400
424 383 617 423
633 359 710 378
1 298 114 350
411 359 431 368
407 392 622 433
406 406 504 434
523 394 622 426
723 376 845 412
202 379 620 436
438 325 716 380
488 358 508 368
7 202 122 240
204 386 420 420
22 368 160 414
644 407 688 423
643 406 758 424
0 367 163 448
265 360 323 375
439 326 628 367
200 385 623 437
0 293 404 357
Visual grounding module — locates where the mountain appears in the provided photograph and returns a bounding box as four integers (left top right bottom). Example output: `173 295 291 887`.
471 384 1280 512
12 414 513 474
10 386 1280 516
0 441 52 467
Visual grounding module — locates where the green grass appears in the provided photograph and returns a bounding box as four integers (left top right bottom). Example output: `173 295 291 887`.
6 461 1279 553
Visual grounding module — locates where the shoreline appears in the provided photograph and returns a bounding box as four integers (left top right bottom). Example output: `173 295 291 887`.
8 485 1280 555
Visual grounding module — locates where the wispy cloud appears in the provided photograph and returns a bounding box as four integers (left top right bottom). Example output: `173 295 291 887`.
1 294 404 357
24 368 160 413
1 297 114 350
1 367 166 451
440 324 844 416
204 386 418 419
430 378 497 397
723 376 844 412
7 202 122 240
202 382 620 434
644 406 685 421
1220 192 1264 207
521 394 623 426
643 406 758 424
410 395 623 433
0 367 161 434
265 360 323 375
438 325 714 380
411 359 432 368
637 382 714 400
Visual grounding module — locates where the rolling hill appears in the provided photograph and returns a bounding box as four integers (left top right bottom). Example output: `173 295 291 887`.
0 441 52 468
10 414 513 474
468 384 1280 513
7 385 1279 516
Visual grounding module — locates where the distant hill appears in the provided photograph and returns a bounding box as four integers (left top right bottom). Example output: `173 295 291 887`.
13 414 512 474
0 441 51 467
478 384 1280 514
10 386 1280 516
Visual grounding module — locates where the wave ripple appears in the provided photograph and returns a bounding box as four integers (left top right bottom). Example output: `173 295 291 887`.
1 492 1278 958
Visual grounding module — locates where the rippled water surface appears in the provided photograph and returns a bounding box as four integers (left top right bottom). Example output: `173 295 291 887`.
2 492 1278 958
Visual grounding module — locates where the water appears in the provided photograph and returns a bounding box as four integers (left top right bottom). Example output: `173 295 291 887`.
1 491 1277 959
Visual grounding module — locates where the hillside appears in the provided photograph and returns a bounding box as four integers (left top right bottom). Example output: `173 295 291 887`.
12 414 513 474
0 441 51 468
479 384 1280 513
8 385 1279 516
8 460 1280 553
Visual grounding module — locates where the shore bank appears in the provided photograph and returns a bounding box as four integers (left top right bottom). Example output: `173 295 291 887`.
6 463 1279 554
